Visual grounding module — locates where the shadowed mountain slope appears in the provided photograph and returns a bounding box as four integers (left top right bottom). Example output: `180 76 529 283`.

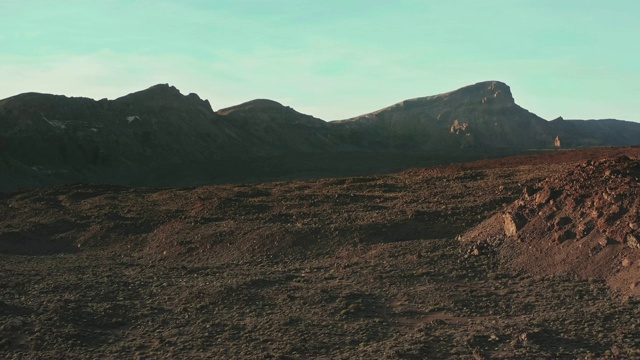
217 99 349 154
1 81 639 190
340 81 556 149
548 117 640 147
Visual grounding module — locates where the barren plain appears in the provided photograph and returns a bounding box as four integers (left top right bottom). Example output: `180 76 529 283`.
2 147 640 359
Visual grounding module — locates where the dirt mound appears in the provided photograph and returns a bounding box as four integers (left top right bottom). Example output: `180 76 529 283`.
463 155 640 295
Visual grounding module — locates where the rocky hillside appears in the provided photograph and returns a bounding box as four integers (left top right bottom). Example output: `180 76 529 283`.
336 81 640 150
462 155 640 296
216 99 348 154
334 81 551 150
1 81 639 190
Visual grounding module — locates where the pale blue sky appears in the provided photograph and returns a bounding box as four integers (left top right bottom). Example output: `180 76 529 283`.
1 1 638 121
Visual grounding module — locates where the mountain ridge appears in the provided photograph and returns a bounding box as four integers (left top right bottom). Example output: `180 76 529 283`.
338 81 517 121
1 81 639 190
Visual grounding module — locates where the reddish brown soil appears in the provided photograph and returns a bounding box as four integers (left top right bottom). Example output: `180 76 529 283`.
463 152 640 297
1 147 640 359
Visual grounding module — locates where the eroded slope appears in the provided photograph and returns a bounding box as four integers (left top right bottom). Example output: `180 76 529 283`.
463 155 640 296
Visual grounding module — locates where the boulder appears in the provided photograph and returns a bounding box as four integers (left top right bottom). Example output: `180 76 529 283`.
504 213 526 237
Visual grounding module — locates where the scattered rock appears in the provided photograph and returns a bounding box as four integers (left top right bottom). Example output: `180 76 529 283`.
554 217 572 228
518 332 528 343
598 237 612 247
503 213 525 238
589 245 603 257
463 154 640 296
554 230 575 244
627 234 640 249
576 222 594 239
503 214 517 237
534 186 555 205
622 258 631 267
565 197 578 211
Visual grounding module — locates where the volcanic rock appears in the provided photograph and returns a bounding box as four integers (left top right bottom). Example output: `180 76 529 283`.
503 213 526 238
462 155 640 295
534 186 553 205
627 233 640 249
554 229 575 244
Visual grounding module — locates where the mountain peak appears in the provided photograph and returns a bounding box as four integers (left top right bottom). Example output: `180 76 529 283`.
339 80 516 122
445 81 514 105
146 83 184 95
113 84 214 114
118 83 182 100
217 99 286 116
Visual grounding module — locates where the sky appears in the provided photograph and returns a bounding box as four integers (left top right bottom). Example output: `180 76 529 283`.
0 0 638 121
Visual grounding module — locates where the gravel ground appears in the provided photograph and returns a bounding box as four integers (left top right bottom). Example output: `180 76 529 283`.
2 147 640 359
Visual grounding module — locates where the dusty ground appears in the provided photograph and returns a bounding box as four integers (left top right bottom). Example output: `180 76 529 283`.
1 147 640 359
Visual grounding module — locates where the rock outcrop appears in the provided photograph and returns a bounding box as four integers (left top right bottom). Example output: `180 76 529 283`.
554 135 561 147
462 155 640 295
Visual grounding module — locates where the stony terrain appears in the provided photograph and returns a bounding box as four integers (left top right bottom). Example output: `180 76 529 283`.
464 153 640 297
1 147 640 359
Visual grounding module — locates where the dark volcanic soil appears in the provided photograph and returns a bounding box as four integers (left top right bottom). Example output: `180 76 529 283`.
2 147 640 359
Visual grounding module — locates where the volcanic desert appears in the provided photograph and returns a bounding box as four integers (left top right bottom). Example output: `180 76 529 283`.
2 146 640 359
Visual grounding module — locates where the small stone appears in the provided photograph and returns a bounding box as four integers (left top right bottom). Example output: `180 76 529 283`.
504 213 520 237
629 222 639 231
622 258 631 267
627 233 640 249
535 186 552 205
519 332 528 342
598 237 611 247
589 245 602 256
472 247 480 256
554 217 572 228
554 230 575 244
